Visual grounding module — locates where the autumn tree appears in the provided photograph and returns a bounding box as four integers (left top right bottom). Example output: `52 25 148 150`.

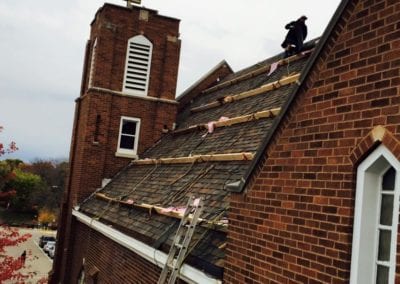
0 161 17 204
23 159 68 209
0 125 18 207
38 208 57 225
7 169 46 212
0 125 17 157
0 127 47 282
0 226 32 282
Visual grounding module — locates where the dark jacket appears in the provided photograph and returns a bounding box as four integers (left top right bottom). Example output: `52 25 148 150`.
281 20 308 51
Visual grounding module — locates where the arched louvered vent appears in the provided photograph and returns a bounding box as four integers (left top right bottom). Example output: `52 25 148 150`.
123 35 153 96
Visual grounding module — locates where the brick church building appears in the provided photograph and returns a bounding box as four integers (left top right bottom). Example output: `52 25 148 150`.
51 0 400 283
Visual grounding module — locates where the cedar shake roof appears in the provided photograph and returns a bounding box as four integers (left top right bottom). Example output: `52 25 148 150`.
79 39 318 278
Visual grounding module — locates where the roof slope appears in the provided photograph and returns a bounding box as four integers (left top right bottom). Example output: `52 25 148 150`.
79 40 317 279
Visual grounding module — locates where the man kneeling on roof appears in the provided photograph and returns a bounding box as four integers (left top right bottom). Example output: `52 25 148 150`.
281 15 308 58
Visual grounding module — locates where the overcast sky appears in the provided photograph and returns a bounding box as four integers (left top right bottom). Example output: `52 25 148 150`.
0 0 341 162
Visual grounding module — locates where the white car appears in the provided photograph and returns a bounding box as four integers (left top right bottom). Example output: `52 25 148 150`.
48 245 55 259
43 241 56 254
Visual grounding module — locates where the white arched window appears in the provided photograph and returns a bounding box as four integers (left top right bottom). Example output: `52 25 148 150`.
351 145 400 284
122 35 153 96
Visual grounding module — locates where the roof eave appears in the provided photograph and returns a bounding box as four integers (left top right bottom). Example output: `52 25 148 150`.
73 210 222 284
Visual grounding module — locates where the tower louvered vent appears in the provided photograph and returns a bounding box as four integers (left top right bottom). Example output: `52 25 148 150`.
123 35 153 96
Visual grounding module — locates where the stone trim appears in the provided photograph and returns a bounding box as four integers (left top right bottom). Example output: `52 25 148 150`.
350 126 400 166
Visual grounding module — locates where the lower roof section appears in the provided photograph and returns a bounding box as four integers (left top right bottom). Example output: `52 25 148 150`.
73 209 222 284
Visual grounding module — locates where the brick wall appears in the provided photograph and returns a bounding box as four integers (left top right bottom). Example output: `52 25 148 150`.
84 4 181 100
52 4 181 283
68 220 162 283
69 3 180 207
226 0 400 283
69 90 178 205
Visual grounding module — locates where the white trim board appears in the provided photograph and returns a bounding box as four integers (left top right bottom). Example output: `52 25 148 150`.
72 210 222 284
350 145 400 284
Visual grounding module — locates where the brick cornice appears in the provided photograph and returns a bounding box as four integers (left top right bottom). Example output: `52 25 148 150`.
78 87 179 104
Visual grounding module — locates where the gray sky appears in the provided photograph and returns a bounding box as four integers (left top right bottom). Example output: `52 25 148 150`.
0 0 341 162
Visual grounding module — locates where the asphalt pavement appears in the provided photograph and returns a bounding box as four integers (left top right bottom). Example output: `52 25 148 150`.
3 228 56 284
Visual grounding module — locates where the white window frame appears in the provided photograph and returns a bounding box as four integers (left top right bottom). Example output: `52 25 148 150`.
116 116 141 157
350 145 400 284
122 35 153 96
88 38 97 88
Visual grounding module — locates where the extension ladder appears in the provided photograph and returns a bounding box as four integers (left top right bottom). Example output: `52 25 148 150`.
157 196 204 284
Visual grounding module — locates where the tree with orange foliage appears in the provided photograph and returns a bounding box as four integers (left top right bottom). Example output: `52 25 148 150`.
38 208 57 225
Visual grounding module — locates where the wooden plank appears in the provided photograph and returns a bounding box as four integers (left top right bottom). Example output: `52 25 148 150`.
172 125 205 135
95 193 227 232
211 108 280 128
190 100 222 113
131 152 254 165
227 73 300 102
190 73 299 114
202 49 312 94
173 108 281 136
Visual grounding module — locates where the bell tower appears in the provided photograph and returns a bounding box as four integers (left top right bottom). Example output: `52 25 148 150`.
73 2 180 204
51 2 180 282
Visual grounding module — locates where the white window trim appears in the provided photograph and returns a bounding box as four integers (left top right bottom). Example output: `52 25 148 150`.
350 144 400 284
88 38 98 88
116 116 141 157
122 35 153 96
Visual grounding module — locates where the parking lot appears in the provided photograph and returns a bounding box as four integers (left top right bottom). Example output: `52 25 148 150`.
3 228 56 283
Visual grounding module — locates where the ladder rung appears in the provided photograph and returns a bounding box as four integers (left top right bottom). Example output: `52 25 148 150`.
167 263 174 269
157 196 204 284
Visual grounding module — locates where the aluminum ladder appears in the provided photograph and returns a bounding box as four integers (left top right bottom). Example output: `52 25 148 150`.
157 196 204 284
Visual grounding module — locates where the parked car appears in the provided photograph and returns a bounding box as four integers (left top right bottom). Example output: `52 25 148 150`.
43 241 56 254
48 245 55 259
39 235 56 248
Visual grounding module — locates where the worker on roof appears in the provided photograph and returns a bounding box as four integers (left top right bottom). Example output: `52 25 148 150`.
281 15 308 58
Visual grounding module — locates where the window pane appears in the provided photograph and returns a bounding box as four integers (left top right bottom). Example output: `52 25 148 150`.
120 135 135 150
378 229 391 261
376 265 389 284
122 120 137 135
382 167 395 191
380 194 394 226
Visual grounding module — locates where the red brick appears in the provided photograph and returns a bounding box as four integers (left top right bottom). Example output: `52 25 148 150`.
226 0 400 282
53 4 180 283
